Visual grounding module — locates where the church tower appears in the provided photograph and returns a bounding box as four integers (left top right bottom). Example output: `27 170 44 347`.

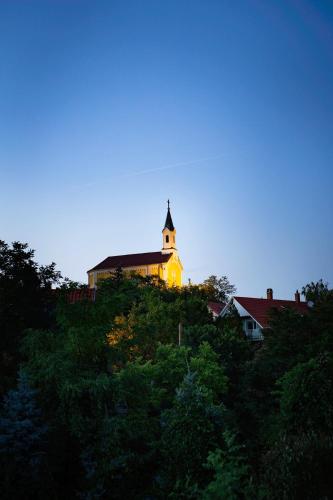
87 200 183 288
162 200 177 254
160 200 183 286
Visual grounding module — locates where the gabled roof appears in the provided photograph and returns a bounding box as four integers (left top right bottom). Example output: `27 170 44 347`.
164 207 175 231
233 296 309 328
208 301 226 316
88 251 171 273
68 288 96 304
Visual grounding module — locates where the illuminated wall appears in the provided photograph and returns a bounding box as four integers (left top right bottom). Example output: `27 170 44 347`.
88 256 182 288
87 204 183 288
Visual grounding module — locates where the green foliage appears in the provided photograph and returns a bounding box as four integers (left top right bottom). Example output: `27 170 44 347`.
148 343 190 406
238 282 333 498
160 372 225 495
262 432 333 500
302 279 329 303
190 342 228 401
185 323 219 350
261 308 311 378
259 355 333 499
0 240 62 392
78 366 158 499
0 371 49 500
202 275 236 302
2 246 332 500
202 432 252 500
277 354 333 435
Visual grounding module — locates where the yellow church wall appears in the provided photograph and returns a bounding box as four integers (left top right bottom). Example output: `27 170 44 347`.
88 263 165 288
148 264 164 280
165 257 182 287
88 272 95 288
88 203 183 288
88 262 179 287
96 271 112 281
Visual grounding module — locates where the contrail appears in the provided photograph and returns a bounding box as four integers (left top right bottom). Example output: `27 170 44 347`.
70 153 225 193
122 153 225 178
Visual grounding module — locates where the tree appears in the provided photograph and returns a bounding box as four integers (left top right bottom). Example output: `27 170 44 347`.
0 240 62 392
260 356 333 499
146 342 228 408
190 342 228 402
160 372 224 496
202 432 252 500
18 272 333 498
277 354 333 435
202 275 236 303
0 370 49 499
302 279 329 303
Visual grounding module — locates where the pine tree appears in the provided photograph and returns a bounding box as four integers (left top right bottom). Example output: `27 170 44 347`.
160 372 224 496
0 370 48 499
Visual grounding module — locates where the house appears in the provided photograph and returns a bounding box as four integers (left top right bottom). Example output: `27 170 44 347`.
87 201 183 288
220 288 308 340
208 301 226 319
68 288 96 304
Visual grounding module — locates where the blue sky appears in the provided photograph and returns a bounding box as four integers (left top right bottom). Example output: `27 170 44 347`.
1 0 332 298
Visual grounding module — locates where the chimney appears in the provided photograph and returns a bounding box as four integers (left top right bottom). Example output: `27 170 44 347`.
295 290 300 303
267 288 273 300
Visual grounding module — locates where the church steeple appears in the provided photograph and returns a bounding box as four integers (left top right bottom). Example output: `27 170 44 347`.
164 199 175 231
162 200 176 253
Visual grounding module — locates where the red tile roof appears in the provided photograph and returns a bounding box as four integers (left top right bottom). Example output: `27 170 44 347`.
208 301 226 316
234 296 308 328
68 288 96 304
88 251 172 272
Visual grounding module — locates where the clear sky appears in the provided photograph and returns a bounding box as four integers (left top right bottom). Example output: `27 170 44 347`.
1 0 332 298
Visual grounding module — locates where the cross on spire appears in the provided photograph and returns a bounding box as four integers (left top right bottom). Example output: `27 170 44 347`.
163 199 175 231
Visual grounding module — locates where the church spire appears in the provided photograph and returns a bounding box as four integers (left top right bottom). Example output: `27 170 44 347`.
162 200 176 252
164 199 175 231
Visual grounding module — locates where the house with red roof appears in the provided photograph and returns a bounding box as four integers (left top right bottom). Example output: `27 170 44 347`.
208 301 226 318
68 288 96 304
220 288 308 340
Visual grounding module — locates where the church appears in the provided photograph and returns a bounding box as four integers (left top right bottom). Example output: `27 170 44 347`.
87 202 183 288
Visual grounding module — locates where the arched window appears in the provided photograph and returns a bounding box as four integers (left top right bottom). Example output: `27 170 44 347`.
166 235 169 243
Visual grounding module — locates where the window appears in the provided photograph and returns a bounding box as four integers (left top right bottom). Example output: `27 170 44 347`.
166 235 169 243
247 321 257 330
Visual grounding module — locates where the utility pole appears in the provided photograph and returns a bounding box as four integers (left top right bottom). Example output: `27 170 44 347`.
178 321 183 346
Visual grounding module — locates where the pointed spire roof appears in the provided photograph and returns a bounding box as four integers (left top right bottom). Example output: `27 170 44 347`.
163 199 175 231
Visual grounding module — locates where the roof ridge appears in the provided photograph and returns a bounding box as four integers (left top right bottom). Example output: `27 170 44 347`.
88 251 172 273
235 296 306 303
105 250 163 258
232 295 308 329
